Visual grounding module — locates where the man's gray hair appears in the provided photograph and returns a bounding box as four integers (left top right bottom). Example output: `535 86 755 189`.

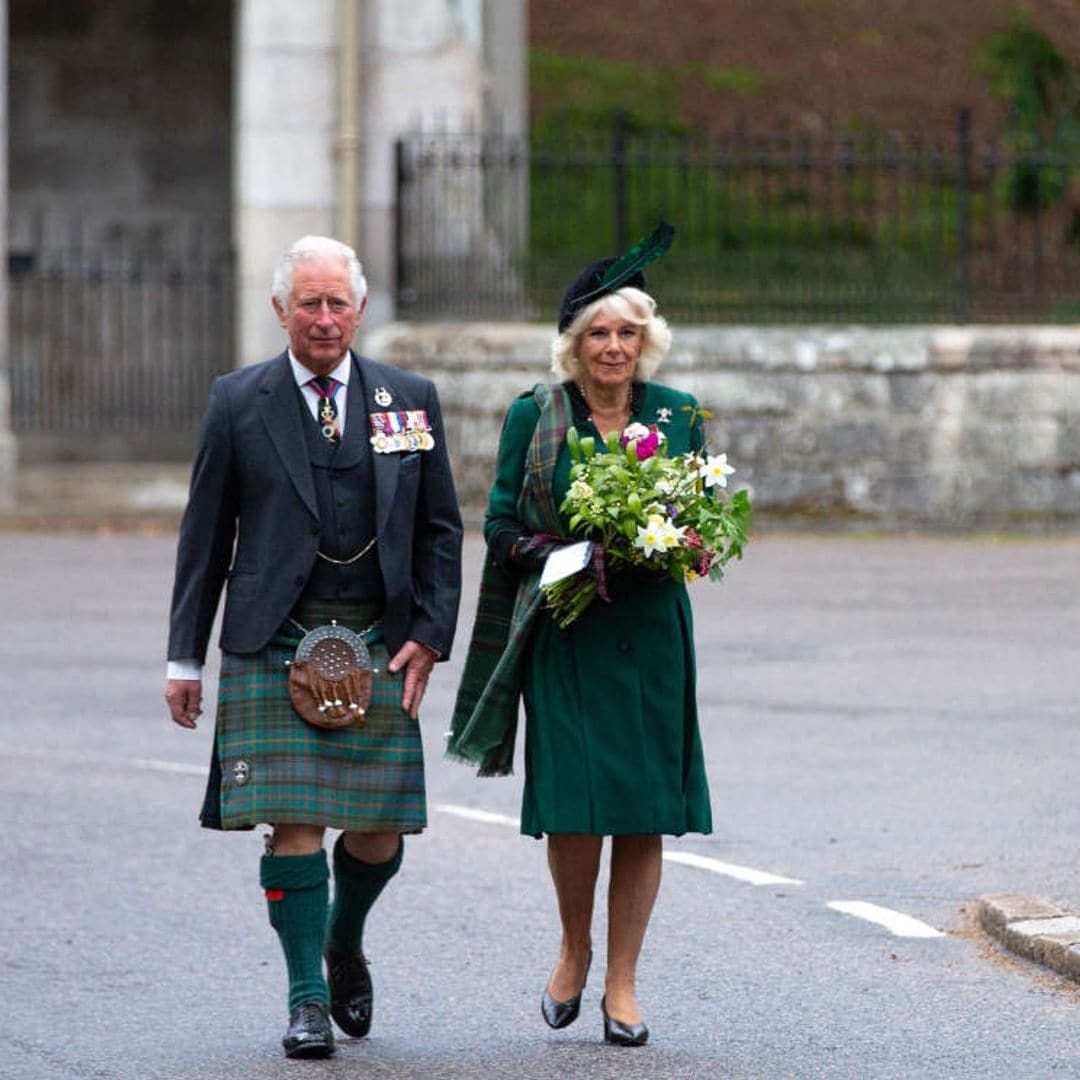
271 235 369 311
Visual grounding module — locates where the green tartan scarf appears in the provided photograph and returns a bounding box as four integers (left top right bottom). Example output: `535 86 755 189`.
446 382 571 776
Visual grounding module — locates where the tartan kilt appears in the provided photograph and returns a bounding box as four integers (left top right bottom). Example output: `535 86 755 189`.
200 598 426 833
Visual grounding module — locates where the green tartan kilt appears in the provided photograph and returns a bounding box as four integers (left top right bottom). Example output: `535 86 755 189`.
200 598 426 833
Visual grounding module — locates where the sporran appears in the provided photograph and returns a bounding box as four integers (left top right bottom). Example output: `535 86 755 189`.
286 620 373 729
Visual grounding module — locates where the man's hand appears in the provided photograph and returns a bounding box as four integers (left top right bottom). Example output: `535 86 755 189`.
387 640 438 719
166 679 203 729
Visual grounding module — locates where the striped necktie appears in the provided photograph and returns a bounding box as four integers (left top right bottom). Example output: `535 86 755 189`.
311 375 342 442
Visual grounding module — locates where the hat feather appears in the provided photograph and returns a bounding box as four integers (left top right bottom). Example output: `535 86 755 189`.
596 221 675 293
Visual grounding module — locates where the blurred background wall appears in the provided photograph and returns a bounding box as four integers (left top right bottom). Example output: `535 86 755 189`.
1 0 1078 527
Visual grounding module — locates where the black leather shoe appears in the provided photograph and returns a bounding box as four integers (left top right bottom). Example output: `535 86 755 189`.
541 950 592 1029
325 949 373 1037
601 995 649 1047
282 1000 335 1058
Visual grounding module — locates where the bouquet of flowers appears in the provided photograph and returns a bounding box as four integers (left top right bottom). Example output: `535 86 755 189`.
542 409 751 628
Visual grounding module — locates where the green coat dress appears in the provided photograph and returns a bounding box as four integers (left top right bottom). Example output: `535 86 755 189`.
484 380 713 837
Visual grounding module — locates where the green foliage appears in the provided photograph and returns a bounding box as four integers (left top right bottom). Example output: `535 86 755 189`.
679 62 766 98
977 12 1071 133
530 46 690 138
976 12 1080 213
999 158 1069 212
530 47 768 140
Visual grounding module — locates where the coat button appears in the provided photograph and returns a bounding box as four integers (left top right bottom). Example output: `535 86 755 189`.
617 640 631 654
311 523 319 536
294 575 304 588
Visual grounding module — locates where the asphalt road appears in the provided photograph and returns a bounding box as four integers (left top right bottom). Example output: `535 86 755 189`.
2 530 1079 1079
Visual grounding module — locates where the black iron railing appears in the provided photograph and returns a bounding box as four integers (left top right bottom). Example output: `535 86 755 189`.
396 111 1080 324
8 216 232 440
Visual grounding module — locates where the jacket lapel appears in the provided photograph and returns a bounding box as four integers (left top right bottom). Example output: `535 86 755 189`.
256 352 319 520
358 355 402 537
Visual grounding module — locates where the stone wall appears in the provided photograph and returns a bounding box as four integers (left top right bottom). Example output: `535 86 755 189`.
368 324 1080 529
7 0 231 245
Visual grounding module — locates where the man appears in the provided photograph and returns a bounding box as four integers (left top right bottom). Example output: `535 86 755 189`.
165 235 462 1058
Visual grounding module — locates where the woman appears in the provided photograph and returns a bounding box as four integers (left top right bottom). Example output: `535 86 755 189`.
449 227 712 1048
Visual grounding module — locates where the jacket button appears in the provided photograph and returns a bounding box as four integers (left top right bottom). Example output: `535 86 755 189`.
617 640 631 654
294 575 304 588
310 523 319 536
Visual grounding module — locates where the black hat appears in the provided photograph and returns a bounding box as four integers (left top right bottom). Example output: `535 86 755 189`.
556 222 675 333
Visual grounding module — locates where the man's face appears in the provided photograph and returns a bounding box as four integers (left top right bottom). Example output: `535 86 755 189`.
273 255 365 375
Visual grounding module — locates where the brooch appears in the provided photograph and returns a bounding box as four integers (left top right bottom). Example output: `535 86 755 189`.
374 386 393 407
656 407 673 424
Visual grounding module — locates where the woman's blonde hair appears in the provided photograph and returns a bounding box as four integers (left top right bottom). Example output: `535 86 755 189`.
550 286 672 382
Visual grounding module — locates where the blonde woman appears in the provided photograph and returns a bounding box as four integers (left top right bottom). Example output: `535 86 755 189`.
451 226 713 1047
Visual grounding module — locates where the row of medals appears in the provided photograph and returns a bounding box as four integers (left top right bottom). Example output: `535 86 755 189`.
371 429 435 453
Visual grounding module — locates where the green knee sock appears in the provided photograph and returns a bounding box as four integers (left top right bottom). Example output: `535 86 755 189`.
325 834 403 957
260 850 330 1011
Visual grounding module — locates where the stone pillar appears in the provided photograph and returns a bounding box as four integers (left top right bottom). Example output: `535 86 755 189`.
483 0 528 135
232 0 528 359
233 0 339 369
356 0 488 332
0 0 15 506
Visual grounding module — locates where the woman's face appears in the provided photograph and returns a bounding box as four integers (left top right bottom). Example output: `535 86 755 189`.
577 310 643 394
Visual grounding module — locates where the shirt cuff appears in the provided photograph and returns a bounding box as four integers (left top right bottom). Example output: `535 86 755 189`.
167 659 203 681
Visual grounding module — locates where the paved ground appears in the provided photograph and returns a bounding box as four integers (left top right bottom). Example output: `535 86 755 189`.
2 528 1080 1078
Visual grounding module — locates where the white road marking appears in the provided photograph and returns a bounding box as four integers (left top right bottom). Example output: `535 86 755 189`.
132 758 209 776
434 804 802 886
828 900 945 938
131 786 932 936
433 803 521 828
663 850 803 887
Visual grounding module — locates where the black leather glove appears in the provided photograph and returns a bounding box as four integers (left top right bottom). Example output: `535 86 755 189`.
488 527 562 573
510 532 562 571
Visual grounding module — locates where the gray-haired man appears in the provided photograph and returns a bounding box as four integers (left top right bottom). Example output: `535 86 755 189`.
166 235 462 1057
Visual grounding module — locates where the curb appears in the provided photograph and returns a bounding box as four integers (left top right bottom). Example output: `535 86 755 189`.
978 893 1080 984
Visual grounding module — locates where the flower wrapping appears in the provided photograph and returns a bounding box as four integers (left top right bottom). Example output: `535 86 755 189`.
542 410 751 628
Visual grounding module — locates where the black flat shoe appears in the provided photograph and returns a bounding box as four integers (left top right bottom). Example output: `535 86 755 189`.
601 995 649 1047
282 1000 335 1058
541 950 592 1029
325 949 373 1037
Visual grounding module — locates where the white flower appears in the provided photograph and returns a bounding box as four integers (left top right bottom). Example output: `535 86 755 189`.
659 519 687 549
634 514 668 558
622 422 651 442
700 453 736 488
569 479 593 501
634 514 685 558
